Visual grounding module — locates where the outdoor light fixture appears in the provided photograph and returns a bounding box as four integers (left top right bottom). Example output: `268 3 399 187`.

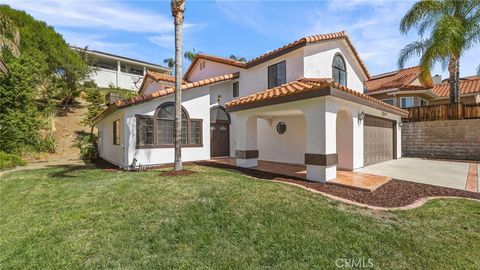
217 95 221 102
358 111 366 121
399 122 403 128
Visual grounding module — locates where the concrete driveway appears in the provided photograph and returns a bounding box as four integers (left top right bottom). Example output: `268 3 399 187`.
356 158 478 191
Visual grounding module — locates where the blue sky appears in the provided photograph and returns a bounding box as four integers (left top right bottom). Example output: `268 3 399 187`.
5 0 479 77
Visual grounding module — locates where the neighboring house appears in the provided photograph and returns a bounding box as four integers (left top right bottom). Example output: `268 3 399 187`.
93 31 407 182
71 46 171 91
366 66 480 107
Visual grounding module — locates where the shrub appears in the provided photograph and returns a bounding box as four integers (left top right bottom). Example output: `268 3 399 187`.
0 151 27 170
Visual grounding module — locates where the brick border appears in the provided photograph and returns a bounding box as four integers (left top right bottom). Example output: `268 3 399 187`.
466 163 478 192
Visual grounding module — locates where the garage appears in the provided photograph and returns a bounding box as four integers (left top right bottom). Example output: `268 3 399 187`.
363 115 395 166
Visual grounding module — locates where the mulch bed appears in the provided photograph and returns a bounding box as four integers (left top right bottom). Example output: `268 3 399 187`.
159 169 197 177
196 161 480 208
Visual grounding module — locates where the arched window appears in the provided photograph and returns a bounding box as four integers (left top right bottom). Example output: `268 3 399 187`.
136 102 203 148
332 54 347 86
156 103 188 145
210 106 230 124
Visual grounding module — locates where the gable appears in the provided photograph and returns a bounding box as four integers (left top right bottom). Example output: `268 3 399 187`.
186 59 243 82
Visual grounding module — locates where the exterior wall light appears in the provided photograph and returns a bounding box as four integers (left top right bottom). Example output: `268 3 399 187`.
217 95 222 103
399 122 403 128
358 111 365 121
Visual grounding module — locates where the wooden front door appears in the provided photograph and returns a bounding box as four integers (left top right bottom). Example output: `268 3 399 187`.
210 123 230 157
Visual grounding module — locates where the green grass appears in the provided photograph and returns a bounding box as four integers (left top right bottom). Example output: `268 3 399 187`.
1 165 479 269
0 152 26 170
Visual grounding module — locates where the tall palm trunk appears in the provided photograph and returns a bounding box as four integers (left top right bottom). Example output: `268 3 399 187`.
171 0 185 171
448 55 460 104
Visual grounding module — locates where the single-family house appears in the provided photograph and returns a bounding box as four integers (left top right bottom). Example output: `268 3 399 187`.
71 46 171 91
93 31 408 182
366 67 480 107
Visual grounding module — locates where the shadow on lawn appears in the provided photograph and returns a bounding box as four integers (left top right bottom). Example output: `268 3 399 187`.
46 164 94 178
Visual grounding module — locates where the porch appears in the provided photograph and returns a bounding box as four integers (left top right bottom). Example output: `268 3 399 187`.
208 157 391 192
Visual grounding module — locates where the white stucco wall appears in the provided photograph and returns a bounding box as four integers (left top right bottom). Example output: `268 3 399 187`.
97 110 125 166
257 115 306 165
239 49 304 97
303 40 367 93
123 85 211 167
187 60 242 82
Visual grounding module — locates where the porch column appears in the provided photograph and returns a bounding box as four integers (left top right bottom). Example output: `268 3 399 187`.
303 101 337 182
235 115 258 167
116 60 121 88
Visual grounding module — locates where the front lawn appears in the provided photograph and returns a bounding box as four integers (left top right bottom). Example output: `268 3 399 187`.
1 165 479 269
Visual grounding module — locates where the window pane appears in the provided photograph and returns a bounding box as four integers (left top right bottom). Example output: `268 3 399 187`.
339 70 346 86
277 61 286 85
158 104 187 120
268 64 277 88
190 121 202 145
401 98 414 108
113 120 120 145
333 55 346 70
137 117 153 145
181 120 188 145
233 82 239 97
157 119 174 144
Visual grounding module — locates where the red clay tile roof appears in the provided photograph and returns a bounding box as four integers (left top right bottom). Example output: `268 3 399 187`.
365 66 431 93
139 71 177 94
247 31 370 79
145 71 177 83
184 31 371 80
183 54 246 80
432 77 480 97
94 73 239 124
225 78 407 116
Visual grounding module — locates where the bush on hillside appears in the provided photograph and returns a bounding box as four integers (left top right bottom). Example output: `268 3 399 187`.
0 151 27 170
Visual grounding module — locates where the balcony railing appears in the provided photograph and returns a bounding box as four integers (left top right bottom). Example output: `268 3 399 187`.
402 103 480 122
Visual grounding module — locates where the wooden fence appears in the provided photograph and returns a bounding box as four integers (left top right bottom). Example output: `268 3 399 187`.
403 103 480 122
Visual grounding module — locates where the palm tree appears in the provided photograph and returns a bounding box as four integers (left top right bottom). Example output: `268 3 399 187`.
398 0 480 104
171 0 186 171
163 58 175 69
184 48 200 62
229 55 247 62
477 64 480 75
0 13 21 58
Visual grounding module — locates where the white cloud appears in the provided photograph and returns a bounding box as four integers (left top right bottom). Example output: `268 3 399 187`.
149 34 174 50
61 31 133 52
4 0 175 34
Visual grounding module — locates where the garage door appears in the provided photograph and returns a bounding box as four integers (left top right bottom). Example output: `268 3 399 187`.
364 115 394 166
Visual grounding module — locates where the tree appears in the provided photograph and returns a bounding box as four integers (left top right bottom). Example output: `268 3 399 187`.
81 87 104 142
398 0 480 104
163 58 175 69
171 0 186 171
184 48 200 62
229 54 247 62
0 12 20 58
477 64 480 75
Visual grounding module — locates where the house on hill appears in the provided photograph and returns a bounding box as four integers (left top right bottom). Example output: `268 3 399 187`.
71 46 171 91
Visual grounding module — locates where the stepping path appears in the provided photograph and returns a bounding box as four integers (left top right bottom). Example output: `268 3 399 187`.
466 163 478 192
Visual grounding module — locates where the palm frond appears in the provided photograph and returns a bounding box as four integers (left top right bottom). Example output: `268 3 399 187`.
397 40 429 69
400 0 442 34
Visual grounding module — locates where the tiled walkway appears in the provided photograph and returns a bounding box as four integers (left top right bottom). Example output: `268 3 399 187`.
207 158 391 191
